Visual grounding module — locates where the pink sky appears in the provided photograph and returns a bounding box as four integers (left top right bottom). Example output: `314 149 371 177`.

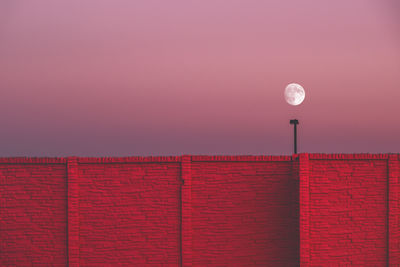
0 0 399 156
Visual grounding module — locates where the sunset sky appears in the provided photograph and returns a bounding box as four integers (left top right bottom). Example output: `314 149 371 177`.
0 0 399 156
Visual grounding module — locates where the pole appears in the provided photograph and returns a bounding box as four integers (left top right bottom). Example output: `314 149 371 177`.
291 119 298 154
290 119 299 154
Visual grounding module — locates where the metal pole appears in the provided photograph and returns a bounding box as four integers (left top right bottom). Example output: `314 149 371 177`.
294 123 297 154
290 119 299 154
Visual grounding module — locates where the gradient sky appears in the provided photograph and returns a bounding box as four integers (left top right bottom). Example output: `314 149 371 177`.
0 0 399 156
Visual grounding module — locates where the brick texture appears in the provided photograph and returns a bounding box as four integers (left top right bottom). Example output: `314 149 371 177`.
67 157 80 266
78 161 182 266
298 153 310 266
388 154 400 266
0 161 67 266
0 154 399 266
181 155 193 266
306 155 389 266
191 156 298 266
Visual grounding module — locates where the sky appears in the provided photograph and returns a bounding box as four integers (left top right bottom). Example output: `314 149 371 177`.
0 0 399 156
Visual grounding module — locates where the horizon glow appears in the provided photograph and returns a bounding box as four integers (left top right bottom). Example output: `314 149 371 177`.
0 0 399 156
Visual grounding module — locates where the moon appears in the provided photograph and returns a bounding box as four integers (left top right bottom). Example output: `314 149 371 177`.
284 83 305 106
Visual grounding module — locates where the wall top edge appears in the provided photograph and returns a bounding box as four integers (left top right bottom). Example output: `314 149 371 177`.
190 155 293 162
0 157 67 164
77 156 183 163
307 153 397 160
0 153 397 164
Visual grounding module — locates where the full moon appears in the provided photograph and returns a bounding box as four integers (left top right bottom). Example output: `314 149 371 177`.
284 83 305 106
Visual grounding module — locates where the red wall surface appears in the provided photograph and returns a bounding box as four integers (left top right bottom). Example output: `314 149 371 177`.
299 154 400 267
0 159 68 266
191 158 298 266
0 154 399 266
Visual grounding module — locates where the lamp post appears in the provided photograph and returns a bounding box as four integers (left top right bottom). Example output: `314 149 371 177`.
290 119 299 154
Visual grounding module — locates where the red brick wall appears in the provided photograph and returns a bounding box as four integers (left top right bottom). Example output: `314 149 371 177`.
299 154 400 267
78 161 182 266
0 154 399 266
310 158 387 265
191 157 298 266
0 159 67 266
